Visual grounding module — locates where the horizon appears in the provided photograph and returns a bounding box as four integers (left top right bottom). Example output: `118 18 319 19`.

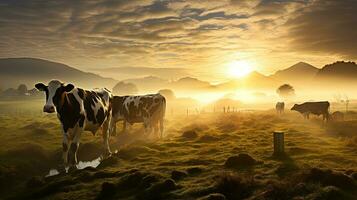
0 56 348 82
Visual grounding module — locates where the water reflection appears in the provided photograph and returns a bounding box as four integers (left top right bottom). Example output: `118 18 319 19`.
46 157 102 177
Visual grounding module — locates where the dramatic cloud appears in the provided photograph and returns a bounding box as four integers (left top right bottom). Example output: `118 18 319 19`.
0 0 355 81
286 0 357 59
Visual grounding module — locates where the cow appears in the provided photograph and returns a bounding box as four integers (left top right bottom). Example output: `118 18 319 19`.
35 80 113 169
291 101 330 122
330 111 344 121
276 102 285 114
110 94 166 138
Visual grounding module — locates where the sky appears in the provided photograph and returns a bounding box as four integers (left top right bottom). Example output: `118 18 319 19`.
0 0 356 81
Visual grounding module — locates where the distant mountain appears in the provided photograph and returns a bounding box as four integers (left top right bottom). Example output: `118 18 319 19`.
217 71 279 90
170 77 214 90
90 66 190 80
122 76 169 92
122 76 215 92
315 61 357 81
0 58 117 89
270 62 319 84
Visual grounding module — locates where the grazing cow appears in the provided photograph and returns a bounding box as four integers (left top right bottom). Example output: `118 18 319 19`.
276 102 285 114
110 94 166 138
291 101 330 121
331 111 344 121
35 80 113 168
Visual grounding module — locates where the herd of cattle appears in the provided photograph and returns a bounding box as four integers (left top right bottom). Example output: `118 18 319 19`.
35 80 166 168
34 80 345 169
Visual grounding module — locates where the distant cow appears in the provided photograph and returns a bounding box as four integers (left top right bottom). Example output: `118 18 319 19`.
35 80 113 168
291 101 330 121
330 111 344 121
276 102 285 114
110 94 166 138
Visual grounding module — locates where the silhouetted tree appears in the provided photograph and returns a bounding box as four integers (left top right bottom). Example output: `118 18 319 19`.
112 82 138 95
158 89 175 100
277 84 295 99
17 84 28 95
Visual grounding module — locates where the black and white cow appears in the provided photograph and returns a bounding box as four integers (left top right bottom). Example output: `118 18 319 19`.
110 94 166 138
35 80 113 168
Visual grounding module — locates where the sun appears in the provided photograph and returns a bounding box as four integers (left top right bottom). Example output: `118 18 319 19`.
227 60 254 78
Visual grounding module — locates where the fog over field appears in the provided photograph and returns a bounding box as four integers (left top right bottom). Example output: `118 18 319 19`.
0 0 357 200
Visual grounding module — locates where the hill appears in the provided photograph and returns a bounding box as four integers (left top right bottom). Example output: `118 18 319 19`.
122 76 169 92
90 66 189 80
217 71 279 90
121 76 215 93
0 58 117 89
315 61 357 81
270 62 319 84
170 77 214 91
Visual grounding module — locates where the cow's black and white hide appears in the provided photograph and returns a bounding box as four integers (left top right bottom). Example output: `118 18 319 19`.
110 94 166 138
35 80 113 168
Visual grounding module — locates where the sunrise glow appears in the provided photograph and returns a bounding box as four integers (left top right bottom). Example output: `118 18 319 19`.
227 60 254 78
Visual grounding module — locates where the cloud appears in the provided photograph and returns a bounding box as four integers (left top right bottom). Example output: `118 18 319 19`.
0 0 354 81
285 0 357 59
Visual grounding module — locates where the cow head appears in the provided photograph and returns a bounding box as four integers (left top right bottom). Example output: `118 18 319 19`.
35 80 74 113
291 104 298 111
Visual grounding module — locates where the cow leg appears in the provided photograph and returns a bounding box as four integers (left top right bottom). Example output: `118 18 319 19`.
153 122 159 138
102 120 112 156
324 113 329 122
159 119 164 139
60 133 71 172
111 121 117 136
62 134 70 166
143 118 150 136
123 120 127 133
68 127 83 168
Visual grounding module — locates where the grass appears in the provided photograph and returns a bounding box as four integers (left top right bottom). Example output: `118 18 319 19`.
0 100 356 199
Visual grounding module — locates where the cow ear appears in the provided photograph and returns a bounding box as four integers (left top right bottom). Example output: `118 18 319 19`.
35 83 47 91
63 84 74 92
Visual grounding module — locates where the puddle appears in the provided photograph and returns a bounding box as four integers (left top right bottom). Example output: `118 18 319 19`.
47 169 60 177
46 157 102 177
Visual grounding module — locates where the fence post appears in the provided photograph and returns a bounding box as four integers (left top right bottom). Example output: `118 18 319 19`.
273 131 285 155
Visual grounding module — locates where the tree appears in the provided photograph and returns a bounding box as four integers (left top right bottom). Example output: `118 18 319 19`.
158 89 175 100
112 82 138 95
276 84 295 99
17 84 28 95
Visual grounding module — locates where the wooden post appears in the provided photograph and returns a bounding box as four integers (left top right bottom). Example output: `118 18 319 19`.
273 131 284 155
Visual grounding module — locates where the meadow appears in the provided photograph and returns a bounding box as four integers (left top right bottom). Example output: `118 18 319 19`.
0 99 356 200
